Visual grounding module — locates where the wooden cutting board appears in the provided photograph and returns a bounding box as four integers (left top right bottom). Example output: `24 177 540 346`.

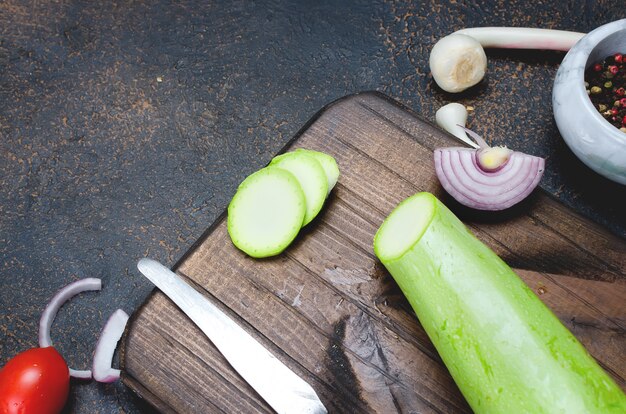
120 92 626 413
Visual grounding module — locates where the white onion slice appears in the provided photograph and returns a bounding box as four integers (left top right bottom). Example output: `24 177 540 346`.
39 278 102 379
92 309 129 383
435 147 545 210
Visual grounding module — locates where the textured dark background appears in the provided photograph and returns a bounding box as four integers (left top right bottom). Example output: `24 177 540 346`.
1 1 624 413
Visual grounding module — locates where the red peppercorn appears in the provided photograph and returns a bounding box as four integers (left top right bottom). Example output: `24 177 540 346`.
593 63 603 71
621 98 626 107
623 115 626 125
617 88 626 96
611 108 619 115
609 65 619 74
615 54 623 63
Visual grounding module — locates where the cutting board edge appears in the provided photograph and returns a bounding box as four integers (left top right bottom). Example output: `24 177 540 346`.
121 368 177 414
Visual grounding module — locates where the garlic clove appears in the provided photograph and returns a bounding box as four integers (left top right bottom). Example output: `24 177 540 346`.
435 103 479 148
429 34 487 93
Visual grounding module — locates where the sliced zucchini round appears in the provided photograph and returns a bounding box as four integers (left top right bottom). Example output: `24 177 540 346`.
295 148 340 195
227 167 306 258
270 152 328 226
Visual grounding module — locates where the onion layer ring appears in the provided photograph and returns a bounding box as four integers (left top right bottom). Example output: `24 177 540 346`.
39 278 102 379
435 147 545 211
93 309 129 383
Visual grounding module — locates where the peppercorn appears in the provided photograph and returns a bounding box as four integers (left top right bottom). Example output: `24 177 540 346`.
585 53 626 131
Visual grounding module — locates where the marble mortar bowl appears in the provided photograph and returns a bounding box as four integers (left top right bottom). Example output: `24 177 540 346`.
553 19 626 185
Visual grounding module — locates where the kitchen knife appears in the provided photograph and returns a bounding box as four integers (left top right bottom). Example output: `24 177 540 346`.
137 258 327 414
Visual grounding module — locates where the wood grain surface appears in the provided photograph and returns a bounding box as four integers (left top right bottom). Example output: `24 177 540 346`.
120 92 626 413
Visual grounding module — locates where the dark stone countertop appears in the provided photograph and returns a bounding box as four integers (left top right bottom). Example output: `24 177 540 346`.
1 1 624 412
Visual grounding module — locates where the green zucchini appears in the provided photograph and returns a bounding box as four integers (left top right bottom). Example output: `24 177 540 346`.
374 192 626 413
294 148 340 195
270 152 328 226
227 167 305 258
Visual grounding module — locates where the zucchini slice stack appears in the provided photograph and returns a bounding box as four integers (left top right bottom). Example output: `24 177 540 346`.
227 149 339 258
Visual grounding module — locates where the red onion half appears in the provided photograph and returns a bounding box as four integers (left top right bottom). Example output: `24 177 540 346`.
39 278 102 379
434 127 545 210
92 309 129 383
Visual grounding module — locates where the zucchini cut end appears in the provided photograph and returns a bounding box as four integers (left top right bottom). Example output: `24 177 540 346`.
374 192 437 262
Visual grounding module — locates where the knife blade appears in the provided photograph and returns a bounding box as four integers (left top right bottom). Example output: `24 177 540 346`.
137 258 327 414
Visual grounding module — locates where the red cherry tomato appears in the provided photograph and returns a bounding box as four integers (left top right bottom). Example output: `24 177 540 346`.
0 347 69 414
